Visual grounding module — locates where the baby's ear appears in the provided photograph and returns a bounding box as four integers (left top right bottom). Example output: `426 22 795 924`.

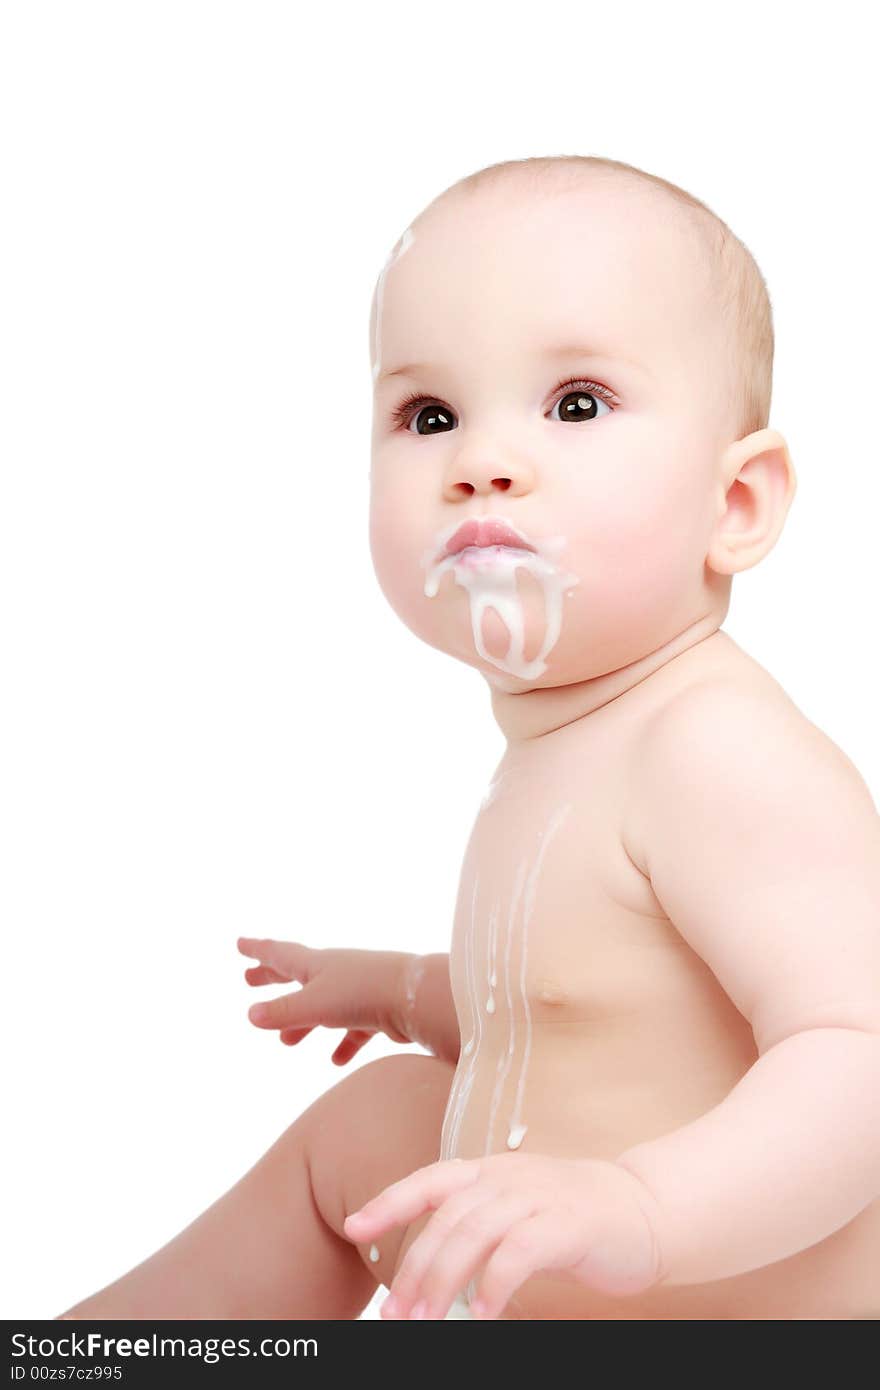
706 427 797 576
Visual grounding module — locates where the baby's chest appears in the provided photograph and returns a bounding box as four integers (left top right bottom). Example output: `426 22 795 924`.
450 760 678 1024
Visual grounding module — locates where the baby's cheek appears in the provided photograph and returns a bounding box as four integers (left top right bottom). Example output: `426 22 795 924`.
569 476 704 626
369 483 420 591
368 489 447 645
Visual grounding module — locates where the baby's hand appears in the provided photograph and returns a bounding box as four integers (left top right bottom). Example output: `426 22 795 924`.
237 938 412 1066
343 1152 667 1319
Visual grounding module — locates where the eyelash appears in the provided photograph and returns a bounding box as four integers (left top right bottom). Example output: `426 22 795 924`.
389 376 619 431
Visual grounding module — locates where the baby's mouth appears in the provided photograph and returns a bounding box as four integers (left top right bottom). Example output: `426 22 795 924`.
421 522 580 685
442 517 538 560
451 543 535 566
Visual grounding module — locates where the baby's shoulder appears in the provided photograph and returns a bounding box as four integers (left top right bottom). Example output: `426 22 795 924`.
623 648 877 872
635 650 873 810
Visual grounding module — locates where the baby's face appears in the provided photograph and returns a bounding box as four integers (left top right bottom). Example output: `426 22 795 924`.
369 182 731 692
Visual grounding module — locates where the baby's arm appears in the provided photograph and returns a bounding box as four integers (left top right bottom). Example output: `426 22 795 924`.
239 939 459 1066
618 682 880 1286
392 953 461 1066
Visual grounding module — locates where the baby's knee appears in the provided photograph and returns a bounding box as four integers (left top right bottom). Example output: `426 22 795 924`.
307 1051 454 1268
312 1051 454 1135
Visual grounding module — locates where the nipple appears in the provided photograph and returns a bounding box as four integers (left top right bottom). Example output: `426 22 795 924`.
536 978 566 1005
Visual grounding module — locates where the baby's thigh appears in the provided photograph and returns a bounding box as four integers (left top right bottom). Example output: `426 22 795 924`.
307 1051 455 1292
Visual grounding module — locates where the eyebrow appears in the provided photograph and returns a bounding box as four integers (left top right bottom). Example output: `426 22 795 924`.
375 344 647 384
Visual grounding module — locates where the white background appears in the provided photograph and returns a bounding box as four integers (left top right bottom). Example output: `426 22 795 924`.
1 1 877 1321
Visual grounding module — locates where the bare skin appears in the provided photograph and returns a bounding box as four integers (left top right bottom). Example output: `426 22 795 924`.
355 173 880 1319
425 628 880 1319
58 933 464 1319
59 1049 456 1320
60 168 880 1320
60 630 880 1321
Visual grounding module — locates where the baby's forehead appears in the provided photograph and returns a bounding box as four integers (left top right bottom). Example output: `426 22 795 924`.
373 181 714 375
396 180 701 287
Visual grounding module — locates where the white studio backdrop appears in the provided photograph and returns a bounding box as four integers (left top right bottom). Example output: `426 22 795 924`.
0 1 876 1320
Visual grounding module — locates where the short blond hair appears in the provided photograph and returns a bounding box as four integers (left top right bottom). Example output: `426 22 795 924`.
412 154 774 444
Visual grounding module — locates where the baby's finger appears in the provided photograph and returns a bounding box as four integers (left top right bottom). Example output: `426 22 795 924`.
247 989 316 1031
237 938 312 983
330 1029 375 1066
385 1185 494 1317
244 965 289 986
237 936 272 960
344 1159 480 1241
472 1210 566 1319
280 1027 313 1045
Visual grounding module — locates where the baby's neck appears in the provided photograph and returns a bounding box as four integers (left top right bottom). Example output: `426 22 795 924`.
488 612 728 743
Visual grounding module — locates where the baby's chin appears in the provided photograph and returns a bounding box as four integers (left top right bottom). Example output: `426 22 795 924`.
383 555 694 691
418 599 641 693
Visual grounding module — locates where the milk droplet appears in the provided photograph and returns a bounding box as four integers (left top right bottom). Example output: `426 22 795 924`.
486 994 495 1014
369 1244 380 1263
421 528 580 681
507 1124 527 1150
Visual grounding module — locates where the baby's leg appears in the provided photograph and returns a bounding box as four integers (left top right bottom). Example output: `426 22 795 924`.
59 1053 455 1320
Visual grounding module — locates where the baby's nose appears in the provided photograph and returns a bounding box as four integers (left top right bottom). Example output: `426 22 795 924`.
442 452 534 500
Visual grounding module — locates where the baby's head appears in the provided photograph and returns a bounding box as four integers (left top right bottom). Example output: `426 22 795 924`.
368 155 795 694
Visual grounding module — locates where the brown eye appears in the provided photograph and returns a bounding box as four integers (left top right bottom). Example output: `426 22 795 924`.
391 376 616 433
550 389 612 423
406 403 456 435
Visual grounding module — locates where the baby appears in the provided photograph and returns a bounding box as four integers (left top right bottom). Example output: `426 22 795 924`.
61 154 880 1322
